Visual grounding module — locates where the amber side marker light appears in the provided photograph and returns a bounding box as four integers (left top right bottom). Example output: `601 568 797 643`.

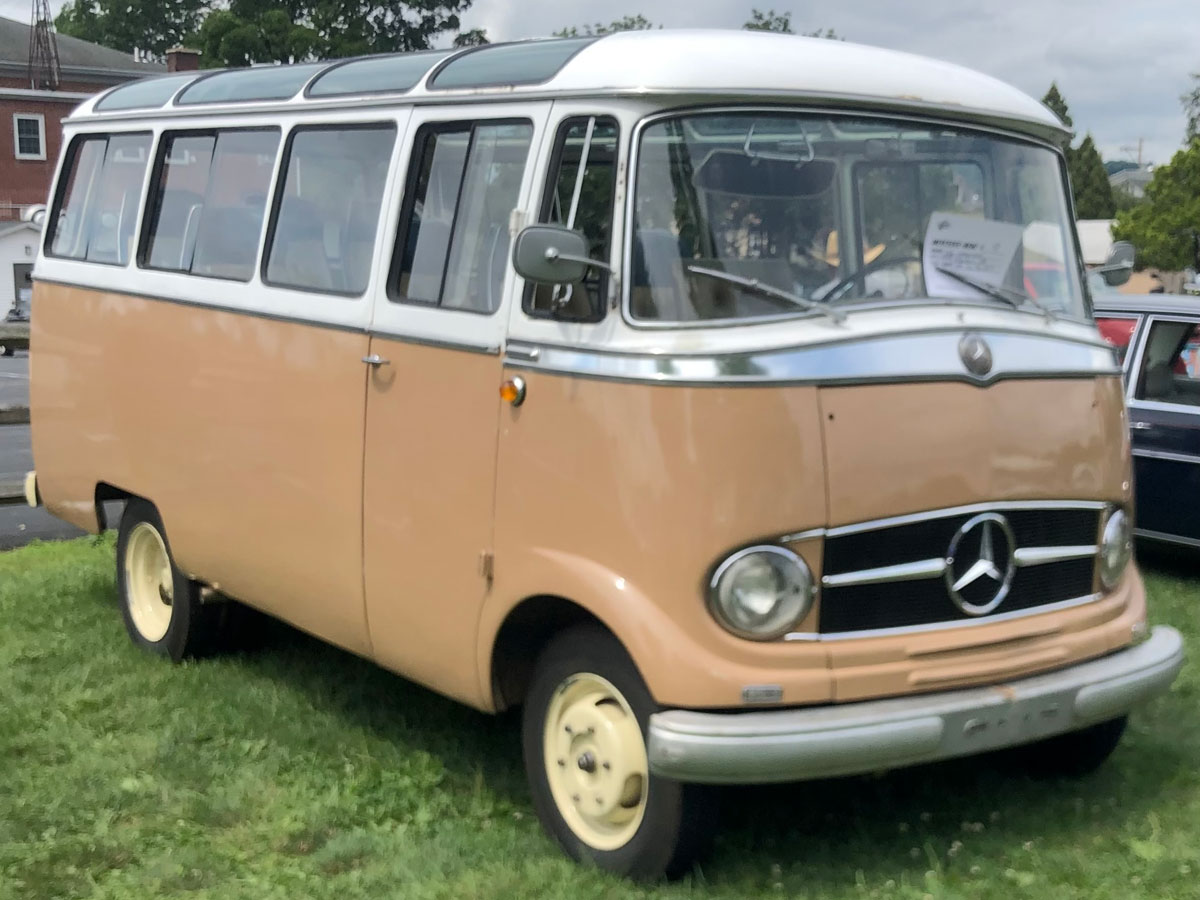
500 376 526 407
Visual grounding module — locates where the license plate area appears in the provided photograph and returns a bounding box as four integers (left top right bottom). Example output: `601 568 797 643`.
941 687 1077 756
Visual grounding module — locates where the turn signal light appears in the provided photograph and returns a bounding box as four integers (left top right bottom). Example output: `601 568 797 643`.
500 376 527 407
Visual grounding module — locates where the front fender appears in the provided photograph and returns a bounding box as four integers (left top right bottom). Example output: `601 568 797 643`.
477 546 833 710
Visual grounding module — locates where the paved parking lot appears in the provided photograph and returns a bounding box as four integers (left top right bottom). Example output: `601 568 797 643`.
0 351 29 408
0 423 31 484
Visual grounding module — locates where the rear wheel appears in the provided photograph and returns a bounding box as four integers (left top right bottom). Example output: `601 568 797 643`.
522 624 715 879
1000 716 1127 777
0 345 13 357
116 499 226 661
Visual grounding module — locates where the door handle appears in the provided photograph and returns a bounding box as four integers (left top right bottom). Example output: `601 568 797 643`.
362 354 390 367
1130 421 1154 431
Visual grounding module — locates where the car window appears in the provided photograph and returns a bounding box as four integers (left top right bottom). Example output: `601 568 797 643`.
1134 319 1200 406
526 116 618 321
393 120 534 314
1096 316 1138 366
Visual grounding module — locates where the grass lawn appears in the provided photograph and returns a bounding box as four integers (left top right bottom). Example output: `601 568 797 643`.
1 536 1197 899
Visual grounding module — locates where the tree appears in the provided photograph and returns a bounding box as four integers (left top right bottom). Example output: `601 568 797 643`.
1070 135 1115 219
742 9 839 37
198 0 477 67
1112 139 1200 270
1184 73 1200 143
56 0 209 61
553 15 658 37
453 28 488 47
1041 83 1072 146
744 8 792 32
1038 84 1116 219
197 5 318 68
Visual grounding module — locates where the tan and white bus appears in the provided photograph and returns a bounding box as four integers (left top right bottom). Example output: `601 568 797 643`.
28 30 1183 877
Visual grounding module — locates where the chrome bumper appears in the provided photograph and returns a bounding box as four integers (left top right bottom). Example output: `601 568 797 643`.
647 626 1184 784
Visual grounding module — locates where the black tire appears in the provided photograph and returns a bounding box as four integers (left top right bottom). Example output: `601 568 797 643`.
0 345 13 357
999 716 1127 777
522 624 716 880
116 499 227 661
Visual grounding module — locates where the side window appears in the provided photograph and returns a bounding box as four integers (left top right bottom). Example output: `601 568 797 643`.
392 120 533 314
46 132 152 265
1135 319 1200 406
265 124 397 295
1096 316 1138 366
141 129 280 282
525 116 618 320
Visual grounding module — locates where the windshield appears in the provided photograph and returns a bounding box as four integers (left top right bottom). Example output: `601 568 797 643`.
629 112 1084 323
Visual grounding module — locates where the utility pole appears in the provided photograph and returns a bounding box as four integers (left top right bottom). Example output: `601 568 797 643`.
28 0 62 91
1119 139 1145 166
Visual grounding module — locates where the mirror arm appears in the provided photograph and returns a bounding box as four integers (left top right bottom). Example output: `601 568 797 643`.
544 246 614 275
1093 262 1133 274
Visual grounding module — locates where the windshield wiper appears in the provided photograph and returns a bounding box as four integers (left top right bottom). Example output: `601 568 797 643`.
934 266 1055 320
686 265 846 324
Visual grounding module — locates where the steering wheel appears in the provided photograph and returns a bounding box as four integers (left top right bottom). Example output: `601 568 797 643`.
816 255 922 302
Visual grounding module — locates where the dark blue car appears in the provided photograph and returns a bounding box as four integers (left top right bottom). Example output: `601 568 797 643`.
1096 293 1200 548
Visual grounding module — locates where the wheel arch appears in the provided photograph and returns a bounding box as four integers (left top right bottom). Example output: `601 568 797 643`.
489 595 612 712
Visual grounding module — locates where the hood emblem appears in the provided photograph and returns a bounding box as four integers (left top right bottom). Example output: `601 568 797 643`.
945 512 1016 616
959 333 993 378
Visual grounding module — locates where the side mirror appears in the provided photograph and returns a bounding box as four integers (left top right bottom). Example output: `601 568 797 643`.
22 204 46 229
1096 240 1135 287
512 224 611 285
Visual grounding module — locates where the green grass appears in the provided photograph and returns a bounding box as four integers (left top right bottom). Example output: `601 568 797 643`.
1 536 1198 899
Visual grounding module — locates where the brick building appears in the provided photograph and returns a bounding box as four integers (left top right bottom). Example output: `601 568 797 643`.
0 15 163 222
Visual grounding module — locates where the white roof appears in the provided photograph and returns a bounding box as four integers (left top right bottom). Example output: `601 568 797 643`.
560 31 1065 138
68 30 1067 142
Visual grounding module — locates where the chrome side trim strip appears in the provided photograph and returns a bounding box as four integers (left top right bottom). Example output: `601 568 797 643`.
785 592 1103 642
1013 545 1098 567
824 499 1106 538
503 329 1118 388
1135 528 1200 549
822 557 947 588
505 341 541 361
779 527 826 543
372 329 500 356
1131 447 1200 465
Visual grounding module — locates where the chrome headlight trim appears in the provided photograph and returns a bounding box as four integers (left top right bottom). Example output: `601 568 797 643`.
708 545 815 641
1099 507 1133 590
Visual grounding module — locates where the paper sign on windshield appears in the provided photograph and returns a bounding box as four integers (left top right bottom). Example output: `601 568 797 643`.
923 212 1024 299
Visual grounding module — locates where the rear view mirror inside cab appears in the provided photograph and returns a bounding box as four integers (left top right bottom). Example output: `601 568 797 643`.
691 151 836 198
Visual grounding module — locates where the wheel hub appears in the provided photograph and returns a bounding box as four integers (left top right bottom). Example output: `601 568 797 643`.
124 522 174 643
543 673 648 851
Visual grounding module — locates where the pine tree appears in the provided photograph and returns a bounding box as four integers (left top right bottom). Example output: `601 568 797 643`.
1070 135 1116 219
1041 83 1073 135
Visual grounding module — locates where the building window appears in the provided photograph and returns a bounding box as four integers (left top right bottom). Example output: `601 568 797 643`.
13 114 46 161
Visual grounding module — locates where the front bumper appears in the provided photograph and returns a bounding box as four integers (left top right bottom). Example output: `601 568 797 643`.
647 625 1183 784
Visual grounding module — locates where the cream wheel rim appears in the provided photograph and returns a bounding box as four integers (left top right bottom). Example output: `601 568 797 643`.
124 522 174 642
542 672 648 851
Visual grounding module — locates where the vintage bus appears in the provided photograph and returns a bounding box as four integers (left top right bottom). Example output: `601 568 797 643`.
27 31 1183 878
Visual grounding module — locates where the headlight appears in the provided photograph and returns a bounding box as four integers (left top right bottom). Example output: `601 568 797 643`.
1099 507 1133 590
708 546 814 640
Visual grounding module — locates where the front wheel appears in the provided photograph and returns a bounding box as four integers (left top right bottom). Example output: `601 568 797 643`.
522 624 715 879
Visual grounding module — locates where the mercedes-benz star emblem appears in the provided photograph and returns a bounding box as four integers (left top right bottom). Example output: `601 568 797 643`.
945 512 1016 616
959 333 993 378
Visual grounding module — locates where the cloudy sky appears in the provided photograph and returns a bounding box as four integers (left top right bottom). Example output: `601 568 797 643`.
2 0 1193 165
